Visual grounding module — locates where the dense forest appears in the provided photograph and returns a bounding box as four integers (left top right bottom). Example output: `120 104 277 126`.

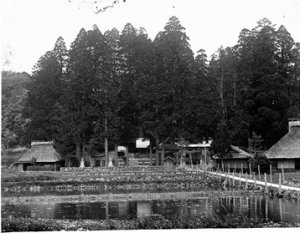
2 16 300 164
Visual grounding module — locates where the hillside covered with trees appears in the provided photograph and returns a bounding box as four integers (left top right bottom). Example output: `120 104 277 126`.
2 16 300 164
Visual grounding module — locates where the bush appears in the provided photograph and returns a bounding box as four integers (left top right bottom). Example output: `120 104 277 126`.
1 217 61 232
249 153 270 173
1 169 58 183
2 214 299 231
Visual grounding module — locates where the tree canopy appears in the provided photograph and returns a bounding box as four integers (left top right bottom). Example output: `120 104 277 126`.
3 16 299 165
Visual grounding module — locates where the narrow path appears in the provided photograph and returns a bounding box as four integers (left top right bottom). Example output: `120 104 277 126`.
187 168 300 192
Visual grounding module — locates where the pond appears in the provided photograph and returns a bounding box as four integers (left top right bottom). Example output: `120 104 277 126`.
2 191 300 224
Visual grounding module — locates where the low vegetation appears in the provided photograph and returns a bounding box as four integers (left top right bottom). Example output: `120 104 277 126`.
1 150 26 167
2 214 299 231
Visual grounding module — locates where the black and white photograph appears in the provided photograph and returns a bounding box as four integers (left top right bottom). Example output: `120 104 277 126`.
1 0 300 231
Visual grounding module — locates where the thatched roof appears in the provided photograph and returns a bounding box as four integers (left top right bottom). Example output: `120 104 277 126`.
264 122 300 159
15 142 62 164
214 145 253 159
230 145 253 159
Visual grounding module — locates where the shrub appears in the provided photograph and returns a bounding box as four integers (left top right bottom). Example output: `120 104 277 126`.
2 215 299 231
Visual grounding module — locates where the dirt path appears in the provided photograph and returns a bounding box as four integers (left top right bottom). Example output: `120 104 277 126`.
210 171 300 191
186 168 300 192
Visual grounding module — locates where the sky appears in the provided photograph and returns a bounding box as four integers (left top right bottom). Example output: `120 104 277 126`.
1 0 300 74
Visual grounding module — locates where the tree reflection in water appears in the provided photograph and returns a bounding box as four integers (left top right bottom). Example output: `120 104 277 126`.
2 195 300 224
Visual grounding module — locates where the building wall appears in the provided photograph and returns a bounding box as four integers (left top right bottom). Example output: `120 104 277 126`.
16 163 23 171
218 159 249 170
164 160 174 169
277 159 295 169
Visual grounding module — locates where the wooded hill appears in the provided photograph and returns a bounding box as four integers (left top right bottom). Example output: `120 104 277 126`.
2 16 300 163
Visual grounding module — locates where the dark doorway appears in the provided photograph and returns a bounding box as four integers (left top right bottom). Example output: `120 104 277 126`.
295 159 300 170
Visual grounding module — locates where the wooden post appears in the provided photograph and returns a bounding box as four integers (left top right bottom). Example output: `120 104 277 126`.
281 164 285 184
270 164 272 183
105 201 109 221
234 163 236 173
239 172 241 187
125 146 129 167
254 173 256 188
249 163 252 178
228 170 230 187
279 173 282 194
239 197 242 214
229 164 231 172
258 165 261 181
264 173 268 194
241 163 243 176
232 171 235 187
114 143 118 167
220 170 223 183
279 198 283 222
265 196 268 219
245 172 248 189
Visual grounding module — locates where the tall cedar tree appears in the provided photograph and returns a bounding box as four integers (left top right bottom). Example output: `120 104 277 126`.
56 29 96 164
23 41 65 144
150 16 194 164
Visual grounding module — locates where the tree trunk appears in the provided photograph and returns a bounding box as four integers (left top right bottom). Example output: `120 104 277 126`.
114 143 118 167
233 69 237 107
149 140 153 166
105 116 108 167
220 68 225 120
125 146 129 166
161 137 165 166
156 136 159 166
76 142 81 166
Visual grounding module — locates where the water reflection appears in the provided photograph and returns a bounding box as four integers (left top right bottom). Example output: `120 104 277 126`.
2 187 221 197
2 195 300 224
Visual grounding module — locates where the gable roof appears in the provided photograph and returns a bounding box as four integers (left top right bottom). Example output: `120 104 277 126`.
155 143 180 150
213 145 253 159
175 141 212 148
15 142 62 164
230 145 253 158
264 123 300 159
164 156 175 162
91 151 115 157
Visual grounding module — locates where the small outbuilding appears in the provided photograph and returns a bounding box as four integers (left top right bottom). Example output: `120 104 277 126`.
163 156 176 170
214 145 253 172
91 152 107 167
13 141 62 171
264 118 300 171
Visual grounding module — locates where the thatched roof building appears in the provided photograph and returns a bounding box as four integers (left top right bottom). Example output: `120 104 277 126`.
14 141 62 171
214 145 253 171
229 145 253 159
264 119 300 170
